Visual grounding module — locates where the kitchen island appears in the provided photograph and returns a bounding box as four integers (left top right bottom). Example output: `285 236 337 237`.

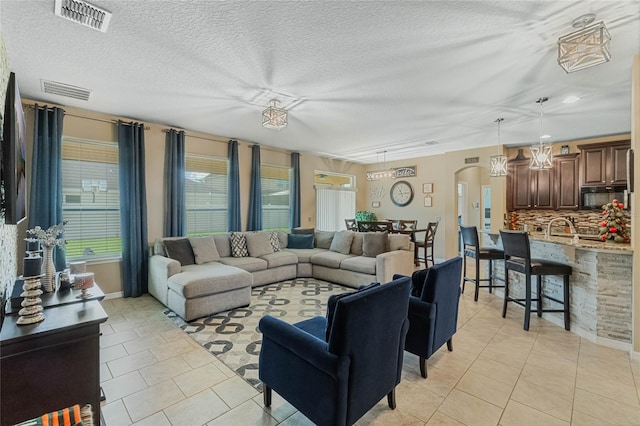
484 232 632 349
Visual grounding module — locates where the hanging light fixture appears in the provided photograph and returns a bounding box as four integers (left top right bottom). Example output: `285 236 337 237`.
557 14 611 73
366 151 397 181
530 97 553 170
262 99 288 129
489 118 507 177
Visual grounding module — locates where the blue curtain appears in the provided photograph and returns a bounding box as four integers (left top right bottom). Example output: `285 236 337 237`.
290 152 301 229
28 105 66 271
228 140 241 232
164 129 186 237
118 121 148 297
247 144 262 231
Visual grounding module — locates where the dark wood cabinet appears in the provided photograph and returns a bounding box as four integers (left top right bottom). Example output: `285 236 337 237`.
0 298 107 426
507 158 553 210
555 154 580 210
579 141 630 187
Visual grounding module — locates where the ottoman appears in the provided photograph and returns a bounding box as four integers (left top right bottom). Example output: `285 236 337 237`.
167 263 253 321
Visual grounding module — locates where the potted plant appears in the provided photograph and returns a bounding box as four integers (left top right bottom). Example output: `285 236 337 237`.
355 211 377 223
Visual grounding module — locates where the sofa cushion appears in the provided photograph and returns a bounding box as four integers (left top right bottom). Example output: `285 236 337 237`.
287 234 314 249
260 251 298 268
389 233 411 251
340 256 376 275
363 232 389 257
230 232 249 257
284 247 327 263
310 251 354 269
246 231 275 258
213 233 231 257
315 230 335 249
189 236 221 264
219 256 268 272
325 282 380 340
154 237 184 257
168 263 252 299
292 227 315 234
269 231 281 252
329 230 355 255
350 233 364 256
163 238 195 266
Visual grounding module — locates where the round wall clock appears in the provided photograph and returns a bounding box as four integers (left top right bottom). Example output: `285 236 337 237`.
390 180 414 207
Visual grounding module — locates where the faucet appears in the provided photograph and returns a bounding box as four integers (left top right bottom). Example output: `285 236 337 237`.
546 217 577 239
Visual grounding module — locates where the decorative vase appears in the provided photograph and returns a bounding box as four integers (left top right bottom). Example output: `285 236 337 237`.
41 245 56 293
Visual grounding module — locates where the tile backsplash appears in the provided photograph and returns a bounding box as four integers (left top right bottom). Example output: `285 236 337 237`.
506 209 631 236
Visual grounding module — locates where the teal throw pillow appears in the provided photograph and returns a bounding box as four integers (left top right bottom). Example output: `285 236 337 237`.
287 233 314 249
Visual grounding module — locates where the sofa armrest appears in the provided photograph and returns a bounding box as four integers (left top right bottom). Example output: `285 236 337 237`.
148 255 181 305
376 250 414 283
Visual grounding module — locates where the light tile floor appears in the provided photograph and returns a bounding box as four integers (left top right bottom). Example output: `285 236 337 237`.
99 284 640 426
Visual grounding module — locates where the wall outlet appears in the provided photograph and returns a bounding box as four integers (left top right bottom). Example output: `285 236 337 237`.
308 216 312 222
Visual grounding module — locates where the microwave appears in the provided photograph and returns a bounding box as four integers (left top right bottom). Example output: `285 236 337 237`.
580 186 629 210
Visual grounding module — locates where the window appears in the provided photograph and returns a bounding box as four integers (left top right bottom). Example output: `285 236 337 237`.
261 164 290 230
314 171 356 231
61 137 121 259
185 154 228 235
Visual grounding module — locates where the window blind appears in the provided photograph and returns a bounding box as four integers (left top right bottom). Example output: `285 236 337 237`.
185 154 228 235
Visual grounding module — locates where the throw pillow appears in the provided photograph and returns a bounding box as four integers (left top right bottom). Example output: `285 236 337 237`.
269 231 281 252
163 238 195 266
389 234 411 251
362 232 389 257
246 231 275 258
287 233 314 249
230 232 249 257
329 230 355 255
325 282 380 341
314 230 335 249
350 232 364 256
189 236 221 264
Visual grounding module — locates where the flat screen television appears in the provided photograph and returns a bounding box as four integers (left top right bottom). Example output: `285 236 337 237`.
1 72 27 224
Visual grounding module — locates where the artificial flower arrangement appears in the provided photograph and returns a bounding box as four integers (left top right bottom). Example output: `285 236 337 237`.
26 222 67 248
599 200 630 243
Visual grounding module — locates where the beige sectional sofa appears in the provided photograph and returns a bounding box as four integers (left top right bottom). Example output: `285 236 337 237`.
149 229 414 321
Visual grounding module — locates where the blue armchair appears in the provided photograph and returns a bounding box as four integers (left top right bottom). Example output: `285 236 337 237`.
258 277 411 426
395 256 463 378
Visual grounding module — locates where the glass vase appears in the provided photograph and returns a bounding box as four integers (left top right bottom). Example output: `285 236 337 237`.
42 245 56 293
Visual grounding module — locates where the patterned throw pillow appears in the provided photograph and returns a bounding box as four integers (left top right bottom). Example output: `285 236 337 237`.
230 232 249 257
269 231 281 252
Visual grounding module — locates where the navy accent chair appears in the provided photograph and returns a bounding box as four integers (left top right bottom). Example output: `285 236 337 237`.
394 256 463 378
258 277 412 426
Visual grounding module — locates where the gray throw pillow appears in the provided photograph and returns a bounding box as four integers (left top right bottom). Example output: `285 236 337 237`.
189 236 221 264
230 232 249 257
329 230 355 255
350 233 364 256
315 230 335 249
363 232 389 257
213 234 231 257
246 231 275 258
163 238 195 266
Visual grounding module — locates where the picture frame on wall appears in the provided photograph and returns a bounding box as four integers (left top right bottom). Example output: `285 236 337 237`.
424 196 432 207
372 201 381 208
423 183 433 193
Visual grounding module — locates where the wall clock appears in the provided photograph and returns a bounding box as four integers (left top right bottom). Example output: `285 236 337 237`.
390 180 414 207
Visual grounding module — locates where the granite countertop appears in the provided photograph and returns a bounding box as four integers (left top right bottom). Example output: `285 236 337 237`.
484 231 633 252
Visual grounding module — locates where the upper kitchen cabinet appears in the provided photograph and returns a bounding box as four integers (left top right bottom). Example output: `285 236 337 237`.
507 157 553 210
579 141 630 187
554 154 580 210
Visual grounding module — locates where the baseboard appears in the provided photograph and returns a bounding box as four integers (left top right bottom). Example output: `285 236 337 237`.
104 291 123 300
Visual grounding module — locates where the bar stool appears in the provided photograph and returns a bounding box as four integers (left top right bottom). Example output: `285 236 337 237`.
416 222 438 267
499 230 572 331
460 225 505 302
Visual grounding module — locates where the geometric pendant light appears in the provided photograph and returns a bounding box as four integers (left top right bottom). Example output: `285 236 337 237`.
558 14 611 74
529 97 553 170
489 118 507 177
262 99 288 130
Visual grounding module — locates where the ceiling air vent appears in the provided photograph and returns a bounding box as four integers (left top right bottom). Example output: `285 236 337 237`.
54 0 112 33
41 79 92 101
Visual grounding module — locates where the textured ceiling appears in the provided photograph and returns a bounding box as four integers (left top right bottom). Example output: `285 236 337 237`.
1 1 639 164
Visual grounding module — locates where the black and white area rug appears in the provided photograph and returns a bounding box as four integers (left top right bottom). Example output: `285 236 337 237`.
165 278 351 391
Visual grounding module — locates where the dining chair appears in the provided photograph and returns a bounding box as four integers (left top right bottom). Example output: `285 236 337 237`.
344 218 357 231
415 222 438 267
398 220 418 231
357 221 393 232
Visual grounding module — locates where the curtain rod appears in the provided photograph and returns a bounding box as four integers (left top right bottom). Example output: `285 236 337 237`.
161 128 232 144
24 104 150 130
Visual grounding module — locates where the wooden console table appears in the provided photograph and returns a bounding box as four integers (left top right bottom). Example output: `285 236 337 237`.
0 287 107 426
